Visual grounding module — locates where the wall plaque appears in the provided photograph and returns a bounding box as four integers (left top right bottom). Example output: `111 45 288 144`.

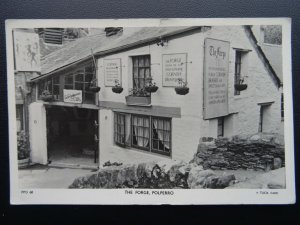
104 58 122 86
162 53 187 86
203 38 230 119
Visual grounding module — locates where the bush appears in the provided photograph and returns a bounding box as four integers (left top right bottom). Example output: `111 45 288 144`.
17 131 30 160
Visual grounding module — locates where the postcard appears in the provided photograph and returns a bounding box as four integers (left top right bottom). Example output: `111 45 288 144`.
6 18 295 204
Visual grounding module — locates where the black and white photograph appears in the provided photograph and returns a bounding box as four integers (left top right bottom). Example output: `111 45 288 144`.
6 18 295 204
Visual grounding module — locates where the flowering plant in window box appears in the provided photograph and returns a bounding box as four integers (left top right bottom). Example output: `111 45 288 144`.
234 77 248 91
175 78 189 95
145 77 159 93
40 90 54 102
112 79 123 94
126 88 151 106
17 131 30 168
88 78 101 93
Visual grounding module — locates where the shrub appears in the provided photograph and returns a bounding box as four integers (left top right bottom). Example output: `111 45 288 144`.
17 131 30 160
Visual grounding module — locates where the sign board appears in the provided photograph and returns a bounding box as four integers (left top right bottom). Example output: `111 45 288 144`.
13 30 41 72
203 38 230 119
162 53 187 86
104 58 122 86
63 89 82 104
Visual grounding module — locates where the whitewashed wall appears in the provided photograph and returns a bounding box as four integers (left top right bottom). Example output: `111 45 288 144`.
97 26 281 165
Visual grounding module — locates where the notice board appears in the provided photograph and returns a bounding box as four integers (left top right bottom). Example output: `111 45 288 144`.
104 58 122 86
162 53 187 86
203 38 230 119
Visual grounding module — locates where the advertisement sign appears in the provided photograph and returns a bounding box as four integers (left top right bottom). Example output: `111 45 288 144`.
104 58 122 86
13 30 41 72
63 89 82 104
162 53 187 86
204 38 230 119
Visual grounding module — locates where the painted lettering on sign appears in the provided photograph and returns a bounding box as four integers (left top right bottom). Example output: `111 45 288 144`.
204 38 230 119
13 31 41 72
162 53 187 86
63 89 82 103
104 58 122 86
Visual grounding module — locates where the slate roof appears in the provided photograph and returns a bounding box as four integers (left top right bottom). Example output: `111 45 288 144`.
38 27 197 77
35 26 281 88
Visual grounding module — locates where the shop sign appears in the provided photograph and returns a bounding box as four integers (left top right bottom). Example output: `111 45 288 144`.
104 58 122 86
63 89 82 104
162 53 187 86
203 38 230 119
13 30 41 72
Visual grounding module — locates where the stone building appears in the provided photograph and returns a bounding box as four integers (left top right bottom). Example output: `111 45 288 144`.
27 26 282 168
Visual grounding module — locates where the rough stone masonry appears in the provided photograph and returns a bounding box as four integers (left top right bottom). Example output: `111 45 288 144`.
191 133 285 171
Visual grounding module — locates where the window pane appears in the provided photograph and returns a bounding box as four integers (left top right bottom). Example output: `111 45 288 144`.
75 73 83 82
133 68 138 78
139 68 145 78
145 56 150 67
75 82 84 90
133 58 138 67
139 57 144 66
85 73 93 83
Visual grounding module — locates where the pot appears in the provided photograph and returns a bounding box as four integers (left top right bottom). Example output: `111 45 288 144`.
234 84 248 91
40 94 54 102
175 87 189 95
112 86 123 94
145 85 159 93
89 86 101 93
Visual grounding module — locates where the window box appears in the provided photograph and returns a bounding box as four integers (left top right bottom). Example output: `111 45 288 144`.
125 96 151 106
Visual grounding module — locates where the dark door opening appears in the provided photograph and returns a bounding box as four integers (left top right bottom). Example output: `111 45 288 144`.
46 106 99 167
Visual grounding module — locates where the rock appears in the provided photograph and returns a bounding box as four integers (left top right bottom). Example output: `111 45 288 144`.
273 158 282 170
215 174 236 188
250 134 260 141
187 168 216 188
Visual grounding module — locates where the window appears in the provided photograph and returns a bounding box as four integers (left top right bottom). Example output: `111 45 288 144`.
217 117 224 137
234 51 242 95
38 75 60 100
16 104 24 132
281 93 284 120
37 63 95 104
258 106 264 132
132 55 151 95
114 112 171 156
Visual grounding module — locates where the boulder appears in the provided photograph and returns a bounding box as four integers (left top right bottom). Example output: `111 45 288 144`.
187 168 215 188
273 158 282 170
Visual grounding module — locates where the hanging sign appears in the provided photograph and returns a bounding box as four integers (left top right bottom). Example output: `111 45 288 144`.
63 89 82 104
162 53 187 86
104 58 122 86
13 30 41 72
203 38 230 119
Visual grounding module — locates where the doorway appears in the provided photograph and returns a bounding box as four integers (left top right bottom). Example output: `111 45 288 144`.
46 105 99 168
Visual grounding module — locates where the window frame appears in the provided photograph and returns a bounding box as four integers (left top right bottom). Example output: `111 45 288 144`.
37 62 95 104
114 112 172 157
132 55 151 95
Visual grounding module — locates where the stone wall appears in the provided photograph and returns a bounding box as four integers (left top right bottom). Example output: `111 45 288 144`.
191 133 285 171
69 160 236 189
